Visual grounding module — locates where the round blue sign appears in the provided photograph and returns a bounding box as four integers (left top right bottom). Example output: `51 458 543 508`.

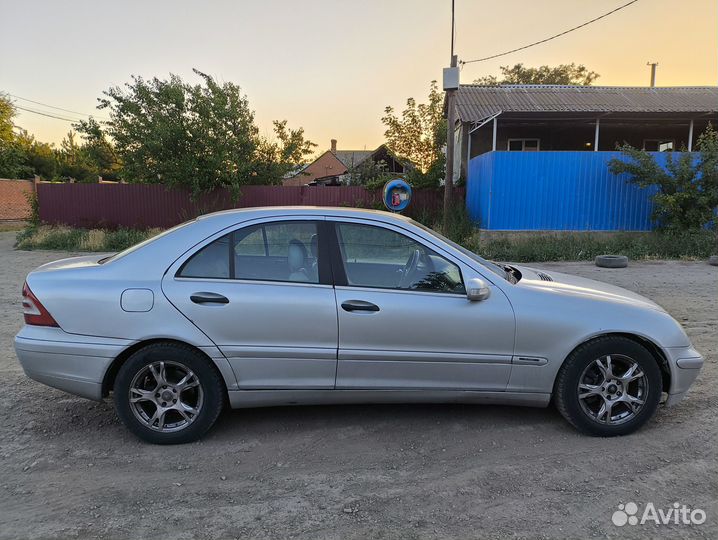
382 179 412 212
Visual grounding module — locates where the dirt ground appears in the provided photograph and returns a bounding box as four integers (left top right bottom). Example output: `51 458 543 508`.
0 230 716 540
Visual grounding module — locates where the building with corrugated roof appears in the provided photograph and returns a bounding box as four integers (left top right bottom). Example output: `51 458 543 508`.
450 85 718 230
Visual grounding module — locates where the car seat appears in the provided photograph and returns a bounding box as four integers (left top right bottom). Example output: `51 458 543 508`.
288 239 310 282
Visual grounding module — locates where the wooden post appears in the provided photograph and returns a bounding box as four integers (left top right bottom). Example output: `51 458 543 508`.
492 117 498 151
688 119 694 151
443 54 458 228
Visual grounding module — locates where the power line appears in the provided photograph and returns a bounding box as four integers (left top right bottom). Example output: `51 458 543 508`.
460 0 640 65
14 105 81 123
8 93 109 120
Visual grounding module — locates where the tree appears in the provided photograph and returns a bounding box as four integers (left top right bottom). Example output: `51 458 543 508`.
0 94 115 181
15 130 57 179
74 117 121 179
381 81 446 187
608 125 718 233
474 63 599 86
94 69 314 195
55 131 98 182
0 95 32 178
252 120 316 185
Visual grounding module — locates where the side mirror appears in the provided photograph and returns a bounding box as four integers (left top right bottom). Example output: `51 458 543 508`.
466 277 491 301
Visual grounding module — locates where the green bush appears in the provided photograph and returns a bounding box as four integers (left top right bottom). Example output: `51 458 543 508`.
609 125 718 234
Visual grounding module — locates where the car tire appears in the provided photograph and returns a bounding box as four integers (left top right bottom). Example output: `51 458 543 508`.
114 342 225 444
595 255 628 268
554 336 662 436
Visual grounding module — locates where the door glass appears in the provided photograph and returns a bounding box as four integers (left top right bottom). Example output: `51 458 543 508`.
234 221 319 283
234 227 266 256
178 222 320 283
178 234 230 279
335 223 465 293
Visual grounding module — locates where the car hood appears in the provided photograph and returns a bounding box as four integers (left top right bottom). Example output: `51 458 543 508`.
510 264 666 312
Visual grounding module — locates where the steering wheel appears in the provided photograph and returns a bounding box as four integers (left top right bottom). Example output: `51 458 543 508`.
398 249 421 288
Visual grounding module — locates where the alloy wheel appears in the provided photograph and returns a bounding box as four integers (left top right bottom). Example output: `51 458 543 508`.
577 354 648 425
128 360 204 432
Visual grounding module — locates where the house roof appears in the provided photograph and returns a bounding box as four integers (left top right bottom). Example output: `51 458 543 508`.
455 85 718 122
334 150 374 169
283 150 347 186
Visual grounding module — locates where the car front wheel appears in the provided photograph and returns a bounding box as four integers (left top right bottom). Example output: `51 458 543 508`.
114 342 225 444
554 336 662 436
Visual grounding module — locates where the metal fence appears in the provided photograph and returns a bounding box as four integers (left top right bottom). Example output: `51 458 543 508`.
466 151 671 231
36 183 462 229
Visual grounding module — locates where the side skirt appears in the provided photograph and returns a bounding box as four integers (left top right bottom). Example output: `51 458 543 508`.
227 389 551 409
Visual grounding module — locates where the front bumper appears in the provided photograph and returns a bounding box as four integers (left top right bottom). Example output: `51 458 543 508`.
665 345 704 406
14 326 131 401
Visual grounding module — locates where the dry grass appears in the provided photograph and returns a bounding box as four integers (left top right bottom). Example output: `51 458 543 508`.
15 225 163 252
0 221 28 232
79 229 107 251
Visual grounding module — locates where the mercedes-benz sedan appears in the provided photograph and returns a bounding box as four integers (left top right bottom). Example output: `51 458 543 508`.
15 208 703 444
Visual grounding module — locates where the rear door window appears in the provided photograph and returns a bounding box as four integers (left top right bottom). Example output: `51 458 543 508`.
178 221 321 284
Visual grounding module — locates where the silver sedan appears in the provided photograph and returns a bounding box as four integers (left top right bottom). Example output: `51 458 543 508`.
15 207 703 444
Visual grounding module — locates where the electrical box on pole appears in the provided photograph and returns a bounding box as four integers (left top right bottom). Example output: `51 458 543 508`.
443 67 459 90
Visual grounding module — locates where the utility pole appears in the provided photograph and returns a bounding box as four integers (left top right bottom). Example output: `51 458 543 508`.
443 0 458 230
647 62 658 87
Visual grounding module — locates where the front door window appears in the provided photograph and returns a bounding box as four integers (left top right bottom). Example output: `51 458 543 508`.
334 222 465 294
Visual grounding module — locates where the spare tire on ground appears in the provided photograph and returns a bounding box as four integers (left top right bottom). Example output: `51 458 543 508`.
595 255 628 268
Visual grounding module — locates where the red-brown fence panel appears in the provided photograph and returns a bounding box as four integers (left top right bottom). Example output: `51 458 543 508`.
36 183 463 229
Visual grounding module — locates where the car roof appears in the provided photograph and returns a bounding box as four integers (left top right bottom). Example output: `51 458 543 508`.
105 206 419 273
197 206 415 226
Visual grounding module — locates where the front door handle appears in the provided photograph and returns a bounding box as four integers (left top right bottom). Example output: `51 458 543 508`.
341 300 380 312
190 292 229 305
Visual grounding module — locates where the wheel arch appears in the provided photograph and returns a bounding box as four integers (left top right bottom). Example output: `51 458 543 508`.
557 332 671 394
102 338 230 399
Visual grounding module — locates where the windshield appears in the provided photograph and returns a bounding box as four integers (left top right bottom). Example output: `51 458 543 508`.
410 220 510 281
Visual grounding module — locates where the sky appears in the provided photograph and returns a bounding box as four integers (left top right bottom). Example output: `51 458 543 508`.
1 0 716 155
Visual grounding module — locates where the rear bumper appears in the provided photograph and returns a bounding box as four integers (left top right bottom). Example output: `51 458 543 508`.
665 346 704 407
14 326 131 401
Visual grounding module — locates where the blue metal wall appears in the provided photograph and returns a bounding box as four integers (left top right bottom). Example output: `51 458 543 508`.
466 151 674 231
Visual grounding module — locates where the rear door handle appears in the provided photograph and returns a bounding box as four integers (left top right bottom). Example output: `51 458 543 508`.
341 300 380 312
190 292 229 305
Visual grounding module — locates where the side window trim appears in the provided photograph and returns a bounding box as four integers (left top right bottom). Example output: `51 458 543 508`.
316 221 336 286
327 219 466 295
260 226 269 257
326 220 347 287
228 230 236 279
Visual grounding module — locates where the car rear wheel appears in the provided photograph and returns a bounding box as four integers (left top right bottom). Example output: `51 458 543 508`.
554 336 662 436
114 342 225 444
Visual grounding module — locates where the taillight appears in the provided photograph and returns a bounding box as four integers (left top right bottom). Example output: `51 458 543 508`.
22 282 59 327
